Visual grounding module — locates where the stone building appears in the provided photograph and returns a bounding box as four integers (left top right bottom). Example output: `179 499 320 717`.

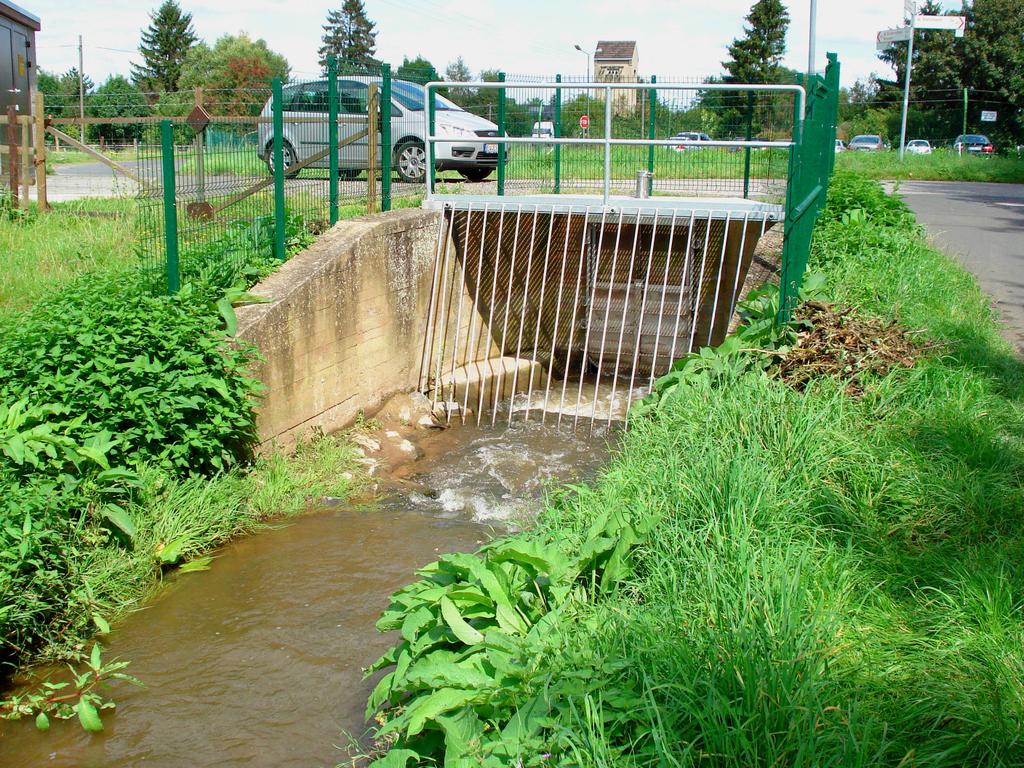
593 40 639 116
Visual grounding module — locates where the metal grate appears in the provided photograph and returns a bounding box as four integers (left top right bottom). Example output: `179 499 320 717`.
419 200 778 431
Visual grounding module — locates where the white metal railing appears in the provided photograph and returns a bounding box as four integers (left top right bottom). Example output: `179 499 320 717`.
423 80 807 204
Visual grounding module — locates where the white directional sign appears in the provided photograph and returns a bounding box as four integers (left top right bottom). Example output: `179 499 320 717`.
981 110 997 122
914 15 966 37
877 27 912 50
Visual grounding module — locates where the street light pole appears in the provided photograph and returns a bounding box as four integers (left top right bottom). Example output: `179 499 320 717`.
808 0 818 74
574 44 592 136
898 11 917 160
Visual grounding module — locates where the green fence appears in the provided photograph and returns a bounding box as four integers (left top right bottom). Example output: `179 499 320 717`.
138 58 397 294
778 54 841 322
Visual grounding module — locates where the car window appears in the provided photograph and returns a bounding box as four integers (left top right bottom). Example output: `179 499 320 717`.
390 80 462 112
287 84 328 112
338 80 368 115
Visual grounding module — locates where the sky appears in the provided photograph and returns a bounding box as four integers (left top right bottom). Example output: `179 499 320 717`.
27 0 960 88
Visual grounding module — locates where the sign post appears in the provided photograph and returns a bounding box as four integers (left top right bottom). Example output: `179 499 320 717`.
877 4 966 161
579 114 589 132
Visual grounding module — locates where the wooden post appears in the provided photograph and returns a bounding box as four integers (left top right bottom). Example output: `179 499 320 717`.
20 116 30 209
34 93 47 211
194 87 206 203
367 83 378 215
6 106 18 206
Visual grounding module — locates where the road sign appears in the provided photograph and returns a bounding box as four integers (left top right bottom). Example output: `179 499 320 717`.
877 26 912 50
981 110 997 122
914 15 966 36
579 114 589 130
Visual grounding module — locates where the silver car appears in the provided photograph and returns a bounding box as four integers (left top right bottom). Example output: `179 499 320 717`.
257 77 502 183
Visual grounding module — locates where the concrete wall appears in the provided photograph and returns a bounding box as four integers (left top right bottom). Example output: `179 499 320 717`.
236 207 442 449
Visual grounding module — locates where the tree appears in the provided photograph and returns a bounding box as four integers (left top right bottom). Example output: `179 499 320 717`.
444 56 475 102
130 0 197 93
178 33 290 115
722 0 791 84
396 55 440 85
319 1 378 71
36 68 93 118
87 76 148 144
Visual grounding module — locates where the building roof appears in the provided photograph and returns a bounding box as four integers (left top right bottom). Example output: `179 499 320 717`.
594 41 636 61
0 0 41 31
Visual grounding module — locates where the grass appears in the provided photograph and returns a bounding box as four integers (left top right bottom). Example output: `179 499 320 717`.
837 148 1024 183
366 171 1024 766
0 200 138 320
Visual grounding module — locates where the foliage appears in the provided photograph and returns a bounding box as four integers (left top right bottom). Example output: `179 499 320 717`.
835 148 1024 183
178 33 289 116
366 173 1024 765
86 76 148 145
722 0 791 84
130 0 198 93
395 56 441 86
36 68 93 120
319 0 379 71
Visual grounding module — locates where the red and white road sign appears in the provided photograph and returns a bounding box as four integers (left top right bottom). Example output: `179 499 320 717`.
579 114 589 130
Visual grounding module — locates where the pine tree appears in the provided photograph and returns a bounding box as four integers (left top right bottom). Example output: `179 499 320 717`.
722 0 791 84
130 0 197 93
319 1 378 71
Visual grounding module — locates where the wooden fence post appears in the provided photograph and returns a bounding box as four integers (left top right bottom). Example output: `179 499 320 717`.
194 87 206 204
20 116 30 209
6 106 18 206
34 92 47 211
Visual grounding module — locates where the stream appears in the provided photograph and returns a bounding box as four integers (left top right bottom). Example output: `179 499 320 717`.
0 406 611 767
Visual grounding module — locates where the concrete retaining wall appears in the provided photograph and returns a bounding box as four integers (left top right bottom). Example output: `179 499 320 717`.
236 208 442 449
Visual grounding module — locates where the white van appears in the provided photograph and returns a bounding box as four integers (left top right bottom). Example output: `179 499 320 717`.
257 77 503 183
532 121 554 138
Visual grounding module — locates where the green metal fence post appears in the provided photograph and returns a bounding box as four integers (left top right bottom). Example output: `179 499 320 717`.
553 73 562 194
159 119 179 294
381 63 392 211
742 90 754 199
428 80 436 195
272 78 286 261
327 56 339 225
778 75 807 325
497 71 506 196
647 75 657 195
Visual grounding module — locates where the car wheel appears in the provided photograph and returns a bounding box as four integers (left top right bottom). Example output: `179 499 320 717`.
395 141 427 183
459 168 492 182
266 140 300 179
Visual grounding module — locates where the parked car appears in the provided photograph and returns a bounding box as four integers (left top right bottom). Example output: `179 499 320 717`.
835 139 847 152
257 77 503 183
531 121 554 138
848 134 885 152
670 131 712 151
906 139 932 155
953 134 995 156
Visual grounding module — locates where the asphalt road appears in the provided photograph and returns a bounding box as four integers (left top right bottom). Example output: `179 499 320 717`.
896 180 1024 355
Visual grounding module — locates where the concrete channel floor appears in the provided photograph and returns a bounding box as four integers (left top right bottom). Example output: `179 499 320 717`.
894 180 1024 356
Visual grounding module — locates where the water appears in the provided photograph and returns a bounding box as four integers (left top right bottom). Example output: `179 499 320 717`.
0 416 609 767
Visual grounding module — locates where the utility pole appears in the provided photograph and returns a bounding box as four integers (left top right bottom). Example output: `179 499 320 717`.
808 0 818 74
78 35 85 143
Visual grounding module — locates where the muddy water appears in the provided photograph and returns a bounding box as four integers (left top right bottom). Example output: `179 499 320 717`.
0 416 610 768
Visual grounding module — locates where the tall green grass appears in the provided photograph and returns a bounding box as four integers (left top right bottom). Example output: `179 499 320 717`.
836 149 1024 183
0 201 137 319
365 172 1024 766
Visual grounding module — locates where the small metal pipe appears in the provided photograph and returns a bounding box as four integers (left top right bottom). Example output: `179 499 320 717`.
523 210 557 421
432 208 457 413
626 208 661 426
590 208 626 433
557 208 592 426
419 206 450 392
461 204 490 423
685 211 715 357
477 208 507 425
574 209 609 430
492 204 525 426
541 208 576 424
648 208 680 388
606 209 645 430
707 212 732 346
508 205 542 425
446 204 474 424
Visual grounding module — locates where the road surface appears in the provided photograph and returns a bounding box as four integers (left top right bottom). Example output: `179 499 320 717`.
896 180 1024 355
